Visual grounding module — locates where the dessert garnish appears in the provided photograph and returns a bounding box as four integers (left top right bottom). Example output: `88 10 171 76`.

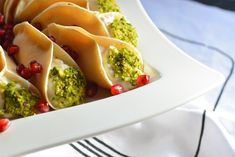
110 84 124 96
136 74 150 87
36 100 50 113
29 60 43 74
0 118 10 133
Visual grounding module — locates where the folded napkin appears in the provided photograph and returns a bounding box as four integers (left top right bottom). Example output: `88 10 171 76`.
24 0 235 156
23 108 234 157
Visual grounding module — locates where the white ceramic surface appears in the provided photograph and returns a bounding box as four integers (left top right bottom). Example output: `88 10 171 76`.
0 0 224 157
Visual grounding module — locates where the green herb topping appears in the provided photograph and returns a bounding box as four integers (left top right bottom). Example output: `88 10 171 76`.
0 110 4 118
49 67 86 109
109 17 138 47
0 82 39 118
97 0 120 13
107 47 143 85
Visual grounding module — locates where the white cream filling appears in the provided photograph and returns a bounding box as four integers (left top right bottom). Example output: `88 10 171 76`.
98 12 123 26
51 58 70 70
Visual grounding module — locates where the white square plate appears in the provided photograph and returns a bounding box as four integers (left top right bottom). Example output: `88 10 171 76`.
0 0 224 156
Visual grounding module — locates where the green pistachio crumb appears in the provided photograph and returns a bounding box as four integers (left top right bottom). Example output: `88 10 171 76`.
109 17 138 47
107 47 143 85
97 0 121 13
2 82 39 118
0 110 4 118
49 67 86 109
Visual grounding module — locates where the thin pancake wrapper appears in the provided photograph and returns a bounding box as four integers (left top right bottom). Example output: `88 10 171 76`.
43 23 144 90
3 0 20 23
14 0 89 23
13 22 86 109
32 2 109 36
32 2 138 46
0 0 5 13
0 46 41 118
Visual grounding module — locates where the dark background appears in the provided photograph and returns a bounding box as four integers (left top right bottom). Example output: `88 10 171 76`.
195 0 235 11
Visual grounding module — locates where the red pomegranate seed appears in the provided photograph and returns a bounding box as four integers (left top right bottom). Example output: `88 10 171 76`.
0 14 4 25
4 34 14 42
20 68 33 80
29 60 43 73
136 74 150 87
32 22 42 31
2 40 11 50
7 45 19 56
36 100 49 113
110 84 124 96
86 82 98 97
0 29 5 37
4 29 14 42
3 24 13 30
16 64 26 74
48 35 56 42
0 119 10 133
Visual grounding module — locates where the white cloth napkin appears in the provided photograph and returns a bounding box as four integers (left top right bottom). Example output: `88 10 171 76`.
24 108 235 157
24 0 235 156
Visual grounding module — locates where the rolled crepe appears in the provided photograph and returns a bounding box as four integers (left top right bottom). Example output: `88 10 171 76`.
3 0 19 23
13 22 86 109
0 46 41 118
32 2 109 36
43 23 144 90
31 2 138 46
0 0 6 14
14 0 89 23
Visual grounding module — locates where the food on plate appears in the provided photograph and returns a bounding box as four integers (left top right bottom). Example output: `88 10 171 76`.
0 0 152 128
13 22 86 109
88 0 138 46
13 0 89 23
1 0 138 46
31 2 138 46
31 2 109 36
0 46 41 119
0 118 10 132
98 12 138 47
0 0 5 14
2 0 18 23
43 23 144 90
89 0 120 13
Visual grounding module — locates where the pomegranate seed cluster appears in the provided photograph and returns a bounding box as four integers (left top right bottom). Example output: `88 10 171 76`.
110 74 150 96
0 14 19 57
16 60 43 80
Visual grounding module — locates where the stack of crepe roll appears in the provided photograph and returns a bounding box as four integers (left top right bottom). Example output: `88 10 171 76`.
0 0 150 118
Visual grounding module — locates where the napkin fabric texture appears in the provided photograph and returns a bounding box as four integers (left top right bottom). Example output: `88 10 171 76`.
25 0 235 156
